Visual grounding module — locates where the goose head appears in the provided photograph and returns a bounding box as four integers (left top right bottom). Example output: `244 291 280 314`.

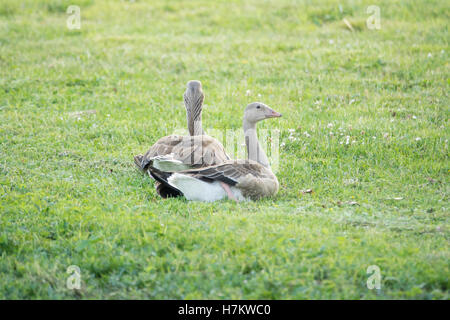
186 80 202 94
244 102 282 124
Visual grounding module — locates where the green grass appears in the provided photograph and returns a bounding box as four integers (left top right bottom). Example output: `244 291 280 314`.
0 0 449 299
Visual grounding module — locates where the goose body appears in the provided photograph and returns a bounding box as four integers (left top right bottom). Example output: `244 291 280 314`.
152 159 278 202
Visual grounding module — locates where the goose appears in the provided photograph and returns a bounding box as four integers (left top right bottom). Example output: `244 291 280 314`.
145 102 282 202
134 80 230 197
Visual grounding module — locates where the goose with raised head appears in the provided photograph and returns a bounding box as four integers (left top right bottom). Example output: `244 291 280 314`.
146 102 282 202
134 80 230 197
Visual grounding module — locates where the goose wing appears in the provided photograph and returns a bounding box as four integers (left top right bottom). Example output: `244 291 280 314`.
137 135 229 171
180 160 269 185
163 159 279 200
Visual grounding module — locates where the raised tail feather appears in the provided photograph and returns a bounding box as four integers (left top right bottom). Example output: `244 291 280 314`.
151 155 192 172
134 154 190 198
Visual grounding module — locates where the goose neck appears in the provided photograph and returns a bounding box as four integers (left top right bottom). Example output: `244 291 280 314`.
188 112 204 136
243 119 270 168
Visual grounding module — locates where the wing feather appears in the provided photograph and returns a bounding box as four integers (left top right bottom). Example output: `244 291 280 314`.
174 160 270 186
137 135 229 171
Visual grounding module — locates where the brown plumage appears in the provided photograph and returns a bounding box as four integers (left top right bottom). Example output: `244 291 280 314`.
135 135 229 171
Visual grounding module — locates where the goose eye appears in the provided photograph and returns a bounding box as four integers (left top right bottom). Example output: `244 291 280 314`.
256 105 261 109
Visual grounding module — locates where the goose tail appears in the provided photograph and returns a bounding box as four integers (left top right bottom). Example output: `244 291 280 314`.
147 167 182 198
151 155 192 172
134 154 145 171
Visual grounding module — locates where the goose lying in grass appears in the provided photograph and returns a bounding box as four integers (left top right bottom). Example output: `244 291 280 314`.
134 80 229 197
146 102 282 202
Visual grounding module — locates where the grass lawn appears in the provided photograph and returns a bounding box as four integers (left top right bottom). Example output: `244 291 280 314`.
0 0 448 299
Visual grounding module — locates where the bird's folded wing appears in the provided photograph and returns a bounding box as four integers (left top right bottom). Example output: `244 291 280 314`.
140 135 229 170
185 161 268 186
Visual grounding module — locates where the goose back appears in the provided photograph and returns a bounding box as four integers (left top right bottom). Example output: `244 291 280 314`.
137 135 230 171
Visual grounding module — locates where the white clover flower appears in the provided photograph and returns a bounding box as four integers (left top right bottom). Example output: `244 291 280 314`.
303 131 311 138
427 53 432 58
327 123 333 128
345 136 350 145
415 137 421 141
344 178 358 185
245 89 251 96
288 128 295 133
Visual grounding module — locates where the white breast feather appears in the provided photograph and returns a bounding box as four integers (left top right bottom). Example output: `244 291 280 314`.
167 173 246 202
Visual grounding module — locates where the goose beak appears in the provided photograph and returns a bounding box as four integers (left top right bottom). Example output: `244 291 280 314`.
267 109 282 118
